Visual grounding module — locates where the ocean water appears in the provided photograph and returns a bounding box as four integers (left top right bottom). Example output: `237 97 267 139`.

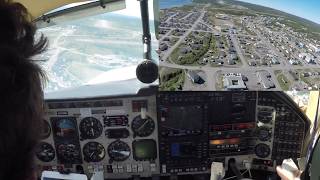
160 0 192 9
37 13 158 93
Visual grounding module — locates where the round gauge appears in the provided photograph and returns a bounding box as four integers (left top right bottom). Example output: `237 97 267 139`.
258 108 273 124
56 143 81 163
83 142 105 163
36 142 55 162
41 120 51 139
255 143 271 158
131 115 155 137
257 127 271 141
79 117 103 140
258 116 272 124
107 140 131 162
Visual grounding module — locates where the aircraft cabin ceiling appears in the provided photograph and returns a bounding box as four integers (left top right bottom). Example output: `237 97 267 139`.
14 0 125 21
14 0 88 18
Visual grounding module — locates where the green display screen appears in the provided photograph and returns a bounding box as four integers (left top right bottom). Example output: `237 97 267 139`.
133 139 157 160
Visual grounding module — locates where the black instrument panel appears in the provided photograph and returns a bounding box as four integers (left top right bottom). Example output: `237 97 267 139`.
37 91 310 179
157 91 309 174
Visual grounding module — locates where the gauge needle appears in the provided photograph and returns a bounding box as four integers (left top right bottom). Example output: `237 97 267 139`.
90 152 94 157
137 119 149 131
91 129 94 135
112 150 130 156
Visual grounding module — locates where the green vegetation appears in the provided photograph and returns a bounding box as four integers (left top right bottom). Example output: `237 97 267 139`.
233 20 242 27
170 33 212 65
208 34 218 55
160 70 185 91
313 77 320 83
181 5 195 11
274 70 282 76
277 74 291 91
300 76 312 86
160 11 165 17
172 5 194 11
235 56 242 65
209 8 257 17
244 26 256 36
221 35 227 48
215 73 224 90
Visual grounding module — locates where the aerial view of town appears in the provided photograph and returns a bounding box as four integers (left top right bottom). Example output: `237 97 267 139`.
159 0 320 91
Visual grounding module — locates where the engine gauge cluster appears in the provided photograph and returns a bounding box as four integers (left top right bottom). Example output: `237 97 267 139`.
83 142 105 162
255 143 271 158
257 127 272 141
131 115 155 137
36 142 55 162
108 140 131 162
56 143 82 164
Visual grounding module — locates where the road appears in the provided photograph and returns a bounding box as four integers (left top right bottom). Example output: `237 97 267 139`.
161 7 206 61
230 32 248 68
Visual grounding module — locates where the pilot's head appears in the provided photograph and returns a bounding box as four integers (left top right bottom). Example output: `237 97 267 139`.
0 0 47 180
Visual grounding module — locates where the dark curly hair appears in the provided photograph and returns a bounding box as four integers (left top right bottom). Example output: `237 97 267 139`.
0 0 48 180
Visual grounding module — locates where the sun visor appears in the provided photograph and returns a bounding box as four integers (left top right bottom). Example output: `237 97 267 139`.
14 0 125 28
15 0 91 18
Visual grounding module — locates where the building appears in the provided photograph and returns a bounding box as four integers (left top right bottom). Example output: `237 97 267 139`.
299 53 315 64
187 71 205 84
223 73 247 90
191 44 201 50
229 47 236 54
271 57 280 64
230 54 238 60
219 51 226 59
309 43 320 53
159 43 168 51
289 59 299 65
163 37 170 41
302 72 311 77
257 72 275 89
297 42 304 48
180 47 192 54
289 71 299 81
214 32 221 37
216 14 230 20
228 59 236 65
249 61 257 66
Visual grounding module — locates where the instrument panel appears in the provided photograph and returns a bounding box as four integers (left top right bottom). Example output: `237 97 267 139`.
38 95 159 179
37 91 310 179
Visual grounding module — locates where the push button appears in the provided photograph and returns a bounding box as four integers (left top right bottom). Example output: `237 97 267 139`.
126 164 132 173
138 164 143 172
132 165 138 173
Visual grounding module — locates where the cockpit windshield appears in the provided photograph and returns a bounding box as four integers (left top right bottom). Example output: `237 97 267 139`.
36 0 158 98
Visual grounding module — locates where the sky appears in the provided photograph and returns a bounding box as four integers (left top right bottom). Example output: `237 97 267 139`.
238 0 320 24
114 0 155 20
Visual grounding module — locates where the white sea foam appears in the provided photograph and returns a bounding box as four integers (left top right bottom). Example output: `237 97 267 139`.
94 19 114 29
86 66 137 85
